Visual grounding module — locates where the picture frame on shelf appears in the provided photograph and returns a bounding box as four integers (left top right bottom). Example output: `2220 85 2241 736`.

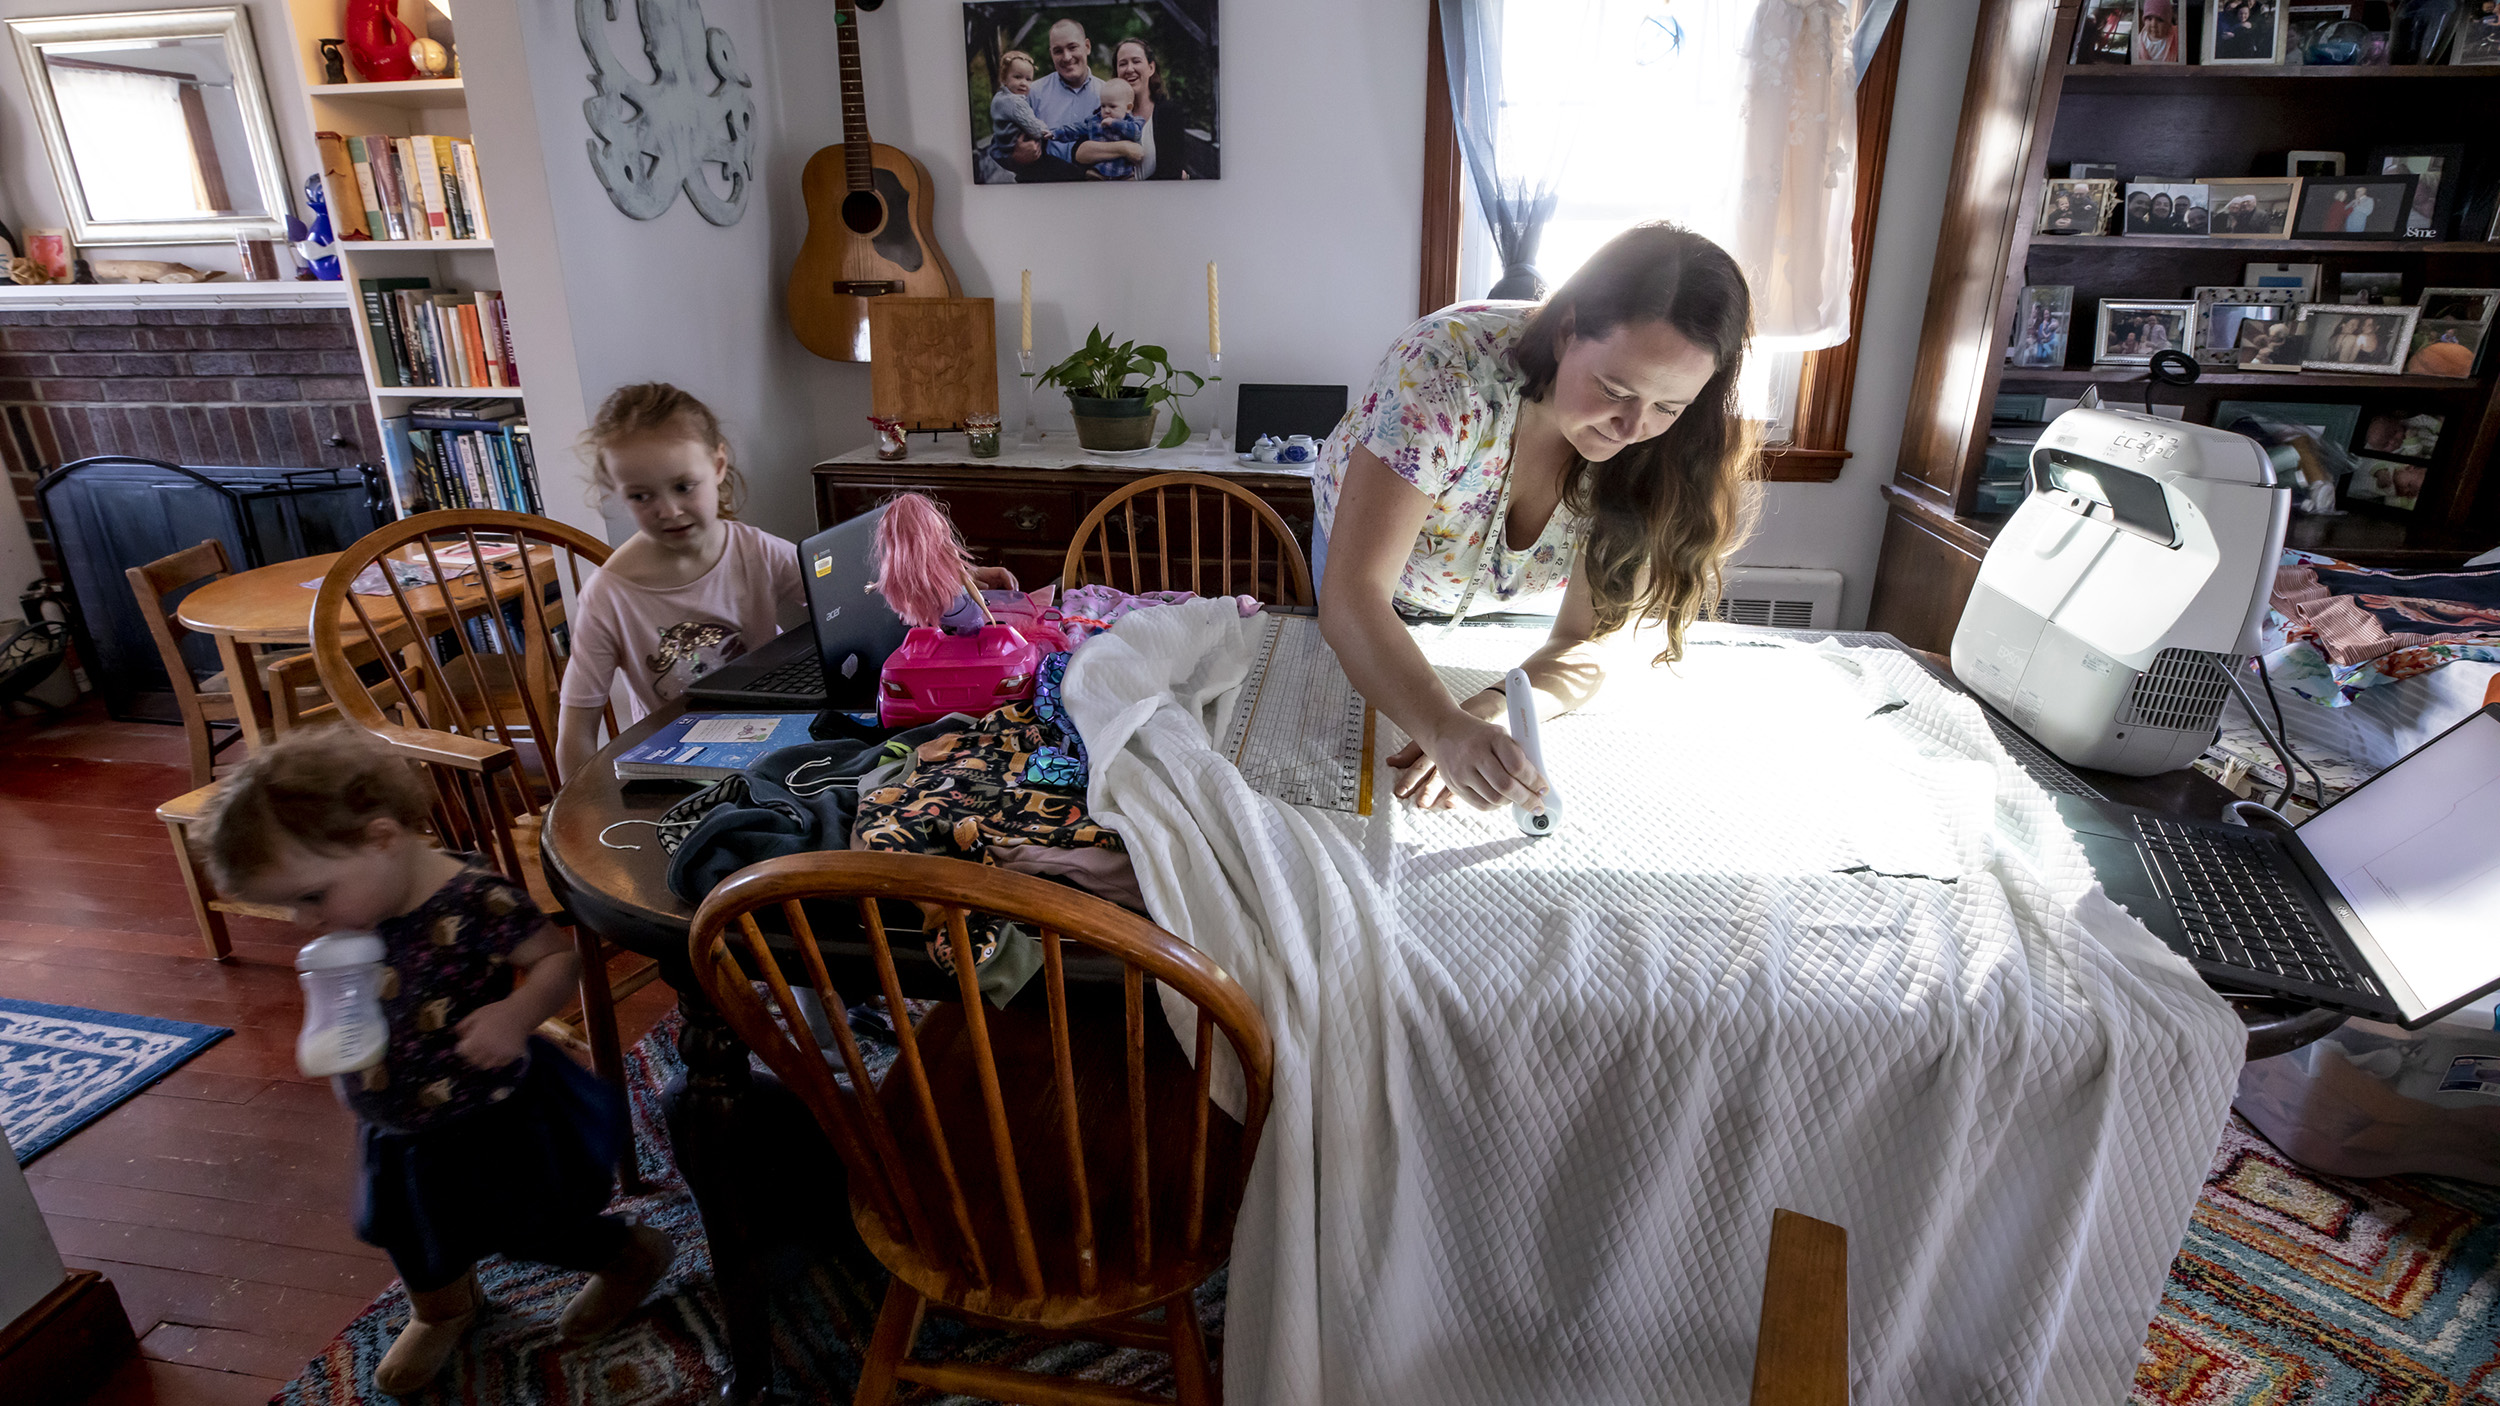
2360 410 2442 462
2245 262 2322 297
2213 400 2361 454
2195 286 2301 364
2074 0 2137 61
2066 162 2119 181
2287 2 2358 57
2095 300 2197 364
2133 0 2186 59
2009 285 2074 368
2036 179 2116 236
2456 0 2500 62
2337 270 2405 304
2366 146 2466 239
2408 287 2497 375
2295 304 2419 373
2201 178 2300 237
2236 316 2305 371
2347 458 2427 510
2291 174 2416 238
2205 0 2290 61
2286 150 2344 179
2125 181 2210 235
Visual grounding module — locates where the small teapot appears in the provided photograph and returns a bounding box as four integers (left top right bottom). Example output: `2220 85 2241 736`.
1250 434 1283 463
295 932 391 1077
1280 434 1319 463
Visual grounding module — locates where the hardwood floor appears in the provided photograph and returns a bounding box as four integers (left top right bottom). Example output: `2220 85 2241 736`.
0 702 675 1405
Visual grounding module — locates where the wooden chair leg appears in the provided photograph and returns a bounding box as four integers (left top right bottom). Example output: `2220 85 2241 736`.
1167 1293 1215 1406
161 818 233 963
852 1277 926 1406
569 926 645 1194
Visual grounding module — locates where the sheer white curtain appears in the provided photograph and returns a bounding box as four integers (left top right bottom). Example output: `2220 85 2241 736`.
1457 0 1860 437
49 65 210 222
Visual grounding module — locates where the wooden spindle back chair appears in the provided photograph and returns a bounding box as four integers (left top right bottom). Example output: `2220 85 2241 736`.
127 540 245 786
310 510 654 1123
688 851 1275 1406
1060 472 1314 607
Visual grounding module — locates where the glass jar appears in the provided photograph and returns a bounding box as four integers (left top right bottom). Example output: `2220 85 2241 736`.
870 415 908 461
965 412 1002 459
295 932 391 1077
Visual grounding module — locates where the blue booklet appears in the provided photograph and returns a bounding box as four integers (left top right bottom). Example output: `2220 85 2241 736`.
612 712 817 781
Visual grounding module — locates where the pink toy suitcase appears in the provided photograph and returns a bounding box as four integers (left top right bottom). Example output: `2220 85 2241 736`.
878 624 1041 727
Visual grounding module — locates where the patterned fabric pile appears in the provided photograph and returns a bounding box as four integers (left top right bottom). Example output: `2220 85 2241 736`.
2266 550 2500 705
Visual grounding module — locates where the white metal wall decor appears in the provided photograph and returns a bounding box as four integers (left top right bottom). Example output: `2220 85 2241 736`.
579 0 756 225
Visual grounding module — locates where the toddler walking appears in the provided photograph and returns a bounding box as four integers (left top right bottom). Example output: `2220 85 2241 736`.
200 726 672 1394
554 383 803 782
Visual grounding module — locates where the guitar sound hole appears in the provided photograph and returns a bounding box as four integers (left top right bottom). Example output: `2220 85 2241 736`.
840 191 886 236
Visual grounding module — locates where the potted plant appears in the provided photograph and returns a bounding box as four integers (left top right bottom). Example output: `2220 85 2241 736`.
1036 326 1205 451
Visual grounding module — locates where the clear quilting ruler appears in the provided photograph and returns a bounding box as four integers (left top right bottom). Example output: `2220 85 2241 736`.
1220 613 1376 815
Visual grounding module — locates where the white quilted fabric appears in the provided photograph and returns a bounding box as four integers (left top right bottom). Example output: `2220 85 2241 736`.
1061 602 2245 1406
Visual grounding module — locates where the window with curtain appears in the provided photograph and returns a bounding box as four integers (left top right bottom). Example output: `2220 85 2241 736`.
1450 0 1860 444
48 65 212 223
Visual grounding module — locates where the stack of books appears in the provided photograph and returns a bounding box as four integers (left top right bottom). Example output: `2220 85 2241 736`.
358 277 518 389
316 132 490 242
381 401 542 517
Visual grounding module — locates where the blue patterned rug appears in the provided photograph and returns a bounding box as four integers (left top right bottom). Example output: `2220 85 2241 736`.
0 998 231 1163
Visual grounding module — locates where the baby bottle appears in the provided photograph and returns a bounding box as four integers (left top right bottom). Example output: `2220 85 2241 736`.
295 932 391 1077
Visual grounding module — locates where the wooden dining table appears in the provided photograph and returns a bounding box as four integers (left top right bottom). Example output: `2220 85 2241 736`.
174 544 557 752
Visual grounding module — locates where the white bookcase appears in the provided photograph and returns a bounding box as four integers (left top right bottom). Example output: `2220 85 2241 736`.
266 10 531 517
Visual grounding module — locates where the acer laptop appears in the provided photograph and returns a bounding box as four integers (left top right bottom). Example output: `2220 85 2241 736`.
2058 703 2500 1029
684 505 907 712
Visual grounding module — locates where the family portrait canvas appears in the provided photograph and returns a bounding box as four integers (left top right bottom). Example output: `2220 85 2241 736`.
964 0 1219 185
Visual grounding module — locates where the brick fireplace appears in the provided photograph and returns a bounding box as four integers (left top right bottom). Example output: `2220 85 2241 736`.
0 294 381 580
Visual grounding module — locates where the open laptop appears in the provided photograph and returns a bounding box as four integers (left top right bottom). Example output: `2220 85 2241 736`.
684 505 908 712
2058 703 2500 1029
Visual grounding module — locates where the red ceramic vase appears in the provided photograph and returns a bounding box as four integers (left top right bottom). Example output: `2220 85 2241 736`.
342 0 418 81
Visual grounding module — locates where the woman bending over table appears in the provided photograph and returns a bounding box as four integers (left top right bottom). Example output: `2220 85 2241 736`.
1314 222 1756 812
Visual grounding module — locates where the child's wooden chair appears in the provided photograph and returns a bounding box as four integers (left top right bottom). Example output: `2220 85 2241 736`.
1061 472 1314 606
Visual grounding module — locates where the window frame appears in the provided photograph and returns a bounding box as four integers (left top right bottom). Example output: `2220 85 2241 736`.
1417 0 1909 485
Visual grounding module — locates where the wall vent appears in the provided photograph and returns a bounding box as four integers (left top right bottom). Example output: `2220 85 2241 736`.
1713 567 1843 630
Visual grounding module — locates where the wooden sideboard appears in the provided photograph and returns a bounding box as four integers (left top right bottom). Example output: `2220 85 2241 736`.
811 441 1317 588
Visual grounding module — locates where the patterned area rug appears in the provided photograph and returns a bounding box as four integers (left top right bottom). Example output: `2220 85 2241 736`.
273 1013 2498 1404
0 997 230 1163
274 1010 1220 1405
2132 1114 2500 1403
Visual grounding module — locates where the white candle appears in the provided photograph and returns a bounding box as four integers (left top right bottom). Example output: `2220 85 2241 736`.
1020 269 1033 353
1206 261 1220 358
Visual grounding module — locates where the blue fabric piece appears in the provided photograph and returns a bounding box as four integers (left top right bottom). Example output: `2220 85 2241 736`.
0 998 230 1163
1025 651 1090 788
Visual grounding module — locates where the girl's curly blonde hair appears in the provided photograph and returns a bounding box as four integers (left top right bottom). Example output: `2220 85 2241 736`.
580 382 745 518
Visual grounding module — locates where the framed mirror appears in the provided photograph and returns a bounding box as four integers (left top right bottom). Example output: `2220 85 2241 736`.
6 7 291 244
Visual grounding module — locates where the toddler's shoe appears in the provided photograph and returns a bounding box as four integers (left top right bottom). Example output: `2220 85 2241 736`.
558 1224 676 1344
375 1271 483 1395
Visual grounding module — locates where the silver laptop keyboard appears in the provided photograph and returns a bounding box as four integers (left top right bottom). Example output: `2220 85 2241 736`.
2132 817 2379 996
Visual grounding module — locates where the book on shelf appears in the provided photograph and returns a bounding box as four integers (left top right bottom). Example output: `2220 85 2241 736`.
380 400 541 518
330 135 489 242
355 278 518 389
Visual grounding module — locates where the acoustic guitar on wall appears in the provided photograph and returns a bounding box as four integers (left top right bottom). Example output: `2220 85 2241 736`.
787 0 961 362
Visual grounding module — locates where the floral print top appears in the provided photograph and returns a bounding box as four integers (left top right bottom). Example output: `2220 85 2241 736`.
1314 303 1588 614
341 864 541 1134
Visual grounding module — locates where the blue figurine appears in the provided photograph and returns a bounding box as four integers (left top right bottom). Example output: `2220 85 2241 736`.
295 174 342 280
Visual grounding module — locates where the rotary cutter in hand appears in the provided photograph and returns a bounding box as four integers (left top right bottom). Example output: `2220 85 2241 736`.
1505 668 1561 836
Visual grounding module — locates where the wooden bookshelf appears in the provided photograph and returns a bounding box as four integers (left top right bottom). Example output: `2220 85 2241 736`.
272 8 530 518
1866 0 2500 651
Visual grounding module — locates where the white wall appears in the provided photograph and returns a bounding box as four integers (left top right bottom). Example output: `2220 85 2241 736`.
474 0 1426 548
0 0 321 276
1735 0 1983 627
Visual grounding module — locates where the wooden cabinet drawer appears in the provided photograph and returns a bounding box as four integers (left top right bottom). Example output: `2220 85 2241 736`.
824 483 1083 552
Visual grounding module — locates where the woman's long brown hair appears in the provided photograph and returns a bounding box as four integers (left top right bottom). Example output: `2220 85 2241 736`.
1510 222 1759 663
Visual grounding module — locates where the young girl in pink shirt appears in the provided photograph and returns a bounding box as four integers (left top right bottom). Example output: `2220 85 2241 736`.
554 384 803 781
